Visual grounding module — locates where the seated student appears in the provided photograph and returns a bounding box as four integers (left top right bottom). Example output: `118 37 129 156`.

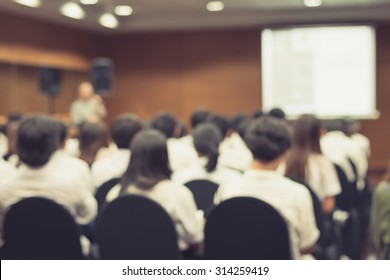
92 114 143 188
0 115 97 231
149 112 197 171
172 123 241 185
214 116 319 259
284 115 341 215
210 113 253 172
0 158 16 185
56 121 95 193
371 167 390 259
107 129 203 253
78 122 112 167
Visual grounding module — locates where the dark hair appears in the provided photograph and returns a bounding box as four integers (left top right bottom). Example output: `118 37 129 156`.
193 123 222 172
269 108 286 119
149 112 177 138
16 115 60 168
110 114 143 149
322 119 343 132
176 121 188 138
230 112 248 132
120 129 172 192
285 115 322 181
78 122 109 166
207 113 231 137
190 108 210 129
252 109 265 119
57 121 68 146
244 116 291 162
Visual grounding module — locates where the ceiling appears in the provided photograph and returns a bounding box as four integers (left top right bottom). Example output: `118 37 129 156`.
1 0 390 33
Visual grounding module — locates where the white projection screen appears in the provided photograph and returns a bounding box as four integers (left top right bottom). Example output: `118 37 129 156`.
261 25 377 119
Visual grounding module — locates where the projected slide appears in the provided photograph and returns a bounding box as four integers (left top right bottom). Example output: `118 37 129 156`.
261 25 376 119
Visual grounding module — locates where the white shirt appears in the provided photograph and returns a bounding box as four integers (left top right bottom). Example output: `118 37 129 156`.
167 138 198 172
305 154 342 201
0 151 97 226
214 169 319 259
172 157 241 185
320 131 356 182
92 149 131 189
55 150 95 193
0 159 17 184
107 180 204 251
0 133 8 157
219 133 253 172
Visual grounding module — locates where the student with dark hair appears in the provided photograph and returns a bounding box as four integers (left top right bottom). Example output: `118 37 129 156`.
284 115 341 214
190 108 210 129
269 107 286 119
252 109 265 119
78 122 111 167
149 112 197 171
214 116 319 259
172 123 240 185
0 115 97 233
107 129 203 252
213 113 253 172
92 114 143 188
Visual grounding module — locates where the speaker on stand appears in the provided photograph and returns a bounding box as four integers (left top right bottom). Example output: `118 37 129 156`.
90 58 114 98
38 67 62 115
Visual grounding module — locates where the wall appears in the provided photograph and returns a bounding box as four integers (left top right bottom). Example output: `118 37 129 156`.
0 9 389 183
0 10 99 117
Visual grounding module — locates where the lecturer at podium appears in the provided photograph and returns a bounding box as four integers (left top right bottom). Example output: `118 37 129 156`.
70 82 107 126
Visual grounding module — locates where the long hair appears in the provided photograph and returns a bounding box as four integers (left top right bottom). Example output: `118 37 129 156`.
193 123 222 173
285 115 322 181
119 129 172 193
78 122 109 166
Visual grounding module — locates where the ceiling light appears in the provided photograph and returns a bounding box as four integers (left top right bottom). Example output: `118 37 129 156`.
13 0 41 8
80 0 98 4
303 0 322 7
99 13 119 29
114 5 133 16
207 1 225 12
61 2 85 20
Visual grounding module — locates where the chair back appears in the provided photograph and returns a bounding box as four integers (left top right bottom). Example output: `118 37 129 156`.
96 194 181 260
95 177 120 214
204 197 291 260
3 197 83 260
184 179 219 214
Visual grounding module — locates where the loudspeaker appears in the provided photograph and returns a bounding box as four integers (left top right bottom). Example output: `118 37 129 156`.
91 58 114 97
38 67 62 97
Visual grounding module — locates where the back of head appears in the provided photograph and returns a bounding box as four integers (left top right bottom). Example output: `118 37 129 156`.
190 108 210 129
110 114 143 149
252 109 265 119
292 115 322 153
17 114 60 168
230 112 248 132
207 113 231 137
149 112 177 139
244 116 291 163
78 122 109 165
322 119 343 132
193 123 223 172
269 108 286 119
57 121 68 146
120 129 171 191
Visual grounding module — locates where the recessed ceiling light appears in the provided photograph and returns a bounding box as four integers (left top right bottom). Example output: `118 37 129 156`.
114 5 133 16
304 0 322 7
99 13 119 29
207 1 225 12
80 0 98 4
61 2 85 20
13 0 41 8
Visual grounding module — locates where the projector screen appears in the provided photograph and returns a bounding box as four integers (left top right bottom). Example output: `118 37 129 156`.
261 25 377 119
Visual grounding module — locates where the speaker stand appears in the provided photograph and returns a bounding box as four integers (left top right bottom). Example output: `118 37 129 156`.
47 96 56 115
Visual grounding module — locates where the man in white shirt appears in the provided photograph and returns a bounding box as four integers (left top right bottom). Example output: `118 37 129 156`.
0 115 97 230
214 116 319 259
92 114 143 189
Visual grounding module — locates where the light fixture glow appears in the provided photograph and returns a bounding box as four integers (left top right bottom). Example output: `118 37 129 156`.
13 0 41 8
303 0 322 7
99 13 119 29
206 1 224 12
114 5 133 16
61 2 85 20
80 0 98 4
